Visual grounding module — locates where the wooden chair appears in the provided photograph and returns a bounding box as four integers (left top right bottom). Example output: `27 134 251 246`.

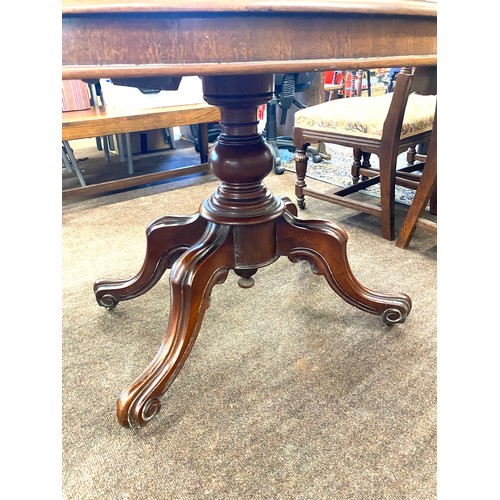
294 66 437 240
396 109 437 248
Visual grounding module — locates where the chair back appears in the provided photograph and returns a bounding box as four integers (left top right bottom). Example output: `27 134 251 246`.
382 66 437 154
410 65 437 95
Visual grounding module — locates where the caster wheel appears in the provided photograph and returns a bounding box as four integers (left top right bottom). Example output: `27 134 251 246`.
97 294 118 310
382 308 406 325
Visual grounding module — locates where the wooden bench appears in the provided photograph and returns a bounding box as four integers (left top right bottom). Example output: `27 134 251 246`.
62 102 221 201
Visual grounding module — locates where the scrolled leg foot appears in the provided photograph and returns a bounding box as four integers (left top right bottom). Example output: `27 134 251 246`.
382 307 407 325
140 397 162 423
97 294 118 310
116 222 235 428
276 211 412 322
94 214 207 308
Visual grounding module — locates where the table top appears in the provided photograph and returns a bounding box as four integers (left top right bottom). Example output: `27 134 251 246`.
62 0 437 80
63 0 437 15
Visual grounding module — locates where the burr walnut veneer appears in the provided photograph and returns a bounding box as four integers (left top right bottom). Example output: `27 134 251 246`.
62 0 437 428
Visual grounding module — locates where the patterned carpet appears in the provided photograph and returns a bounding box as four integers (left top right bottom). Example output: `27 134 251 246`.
279 143 418 206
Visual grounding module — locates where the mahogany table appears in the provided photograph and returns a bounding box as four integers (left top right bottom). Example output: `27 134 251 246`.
62 0 437 428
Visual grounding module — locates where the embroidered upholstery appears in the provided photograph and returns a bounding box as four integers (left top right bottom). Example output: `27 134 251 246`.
294 92 436 139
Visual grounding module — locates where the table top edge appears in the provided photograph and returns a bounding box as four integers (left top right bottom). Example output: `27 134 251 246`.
62 0 437 17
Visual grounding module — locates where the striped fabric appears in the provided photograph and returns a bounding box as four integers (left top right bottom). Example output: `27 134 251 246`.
62 80 91 112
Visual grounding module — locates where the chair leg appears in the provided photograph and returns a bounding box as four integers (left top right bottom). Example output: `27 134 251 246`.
295 145 309 209
63 140 87 187
379 151 397 241
117 134 126 163
124 133 134 175
396 110 437 248
62 144 73 173
396 160 437 248
429 185 437 215
351 147 362 184
361 152 371 180
103 135 111 162
406 146 417 164
197 123 209 164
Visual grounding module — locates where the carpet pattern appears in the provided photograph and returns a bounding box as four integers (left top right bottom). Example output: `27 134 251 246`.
62 172 436 499
280 144 419 206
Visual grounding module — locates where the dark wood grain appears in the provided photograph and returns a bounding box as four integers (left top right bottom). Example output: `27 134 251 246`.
62 1 436 79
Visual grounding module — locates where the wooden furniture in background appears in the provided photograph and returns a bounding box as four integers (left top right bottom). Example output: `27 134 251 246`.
294 66 437 240
324 71 347 101
396 110 437 248
63 0 437 429
62 102 221 201
324 70 371 100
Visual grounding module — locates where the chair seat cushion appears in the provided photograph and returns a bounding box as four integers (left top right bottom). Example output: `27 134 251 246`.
294 92 436 139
